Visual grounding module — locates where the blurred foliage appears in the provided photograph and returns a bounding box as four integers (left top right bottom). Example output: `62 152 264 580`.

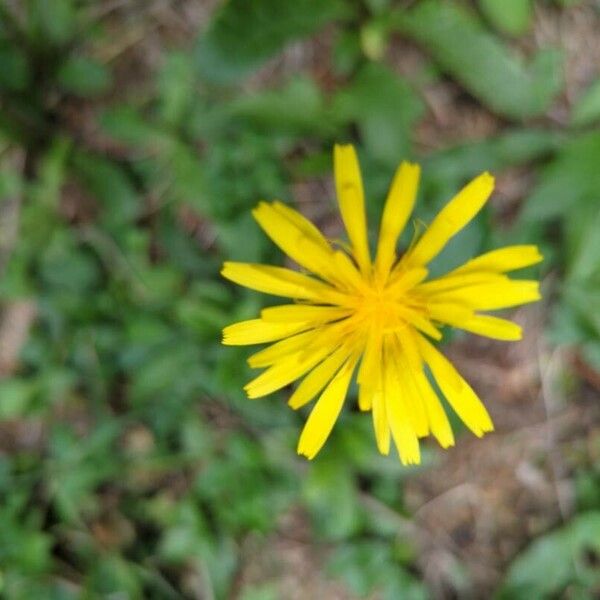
0 0 597 598
498 512 600 598
394 0 563 119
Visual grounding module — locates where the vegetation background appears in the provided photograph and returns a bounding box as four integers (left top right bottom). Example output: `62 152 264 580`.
0 0 599 598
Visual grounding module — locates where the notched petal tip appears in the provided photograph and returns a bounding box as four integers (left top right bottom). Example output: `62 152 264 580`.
473 418 495 438
399 160 421 174
334 142 355 153
398 453 421 467
297 447 315 460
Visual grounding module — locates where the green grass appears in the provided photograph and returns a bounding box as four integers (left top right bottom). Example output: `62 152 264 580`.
0 0 598 598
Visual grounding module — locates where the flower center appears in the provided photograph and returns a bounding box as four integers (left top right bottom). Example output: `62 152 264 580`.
355 283 405 332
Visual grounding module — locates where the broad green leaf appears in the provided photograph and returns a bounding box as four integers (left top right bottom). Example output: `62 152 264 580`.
329 541 427 600
425 129 563 188
564 199 600 282
304 455 361 540
571 78 600 126
499 512 600 598
196 0 344 82
478 0 532 37
230 77 329 134
563 283 600 340
101 106 172 149
394 0 563 119
521 132 600 222
333 63 424 165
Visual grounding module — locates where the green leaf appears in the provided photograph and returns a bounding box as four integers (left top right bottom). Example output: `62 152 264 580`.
85 555 141 597
394 0 563 119
157 51 196 126
0 42 30 91
230 77 329 134
521 132 600 222
571 79 600 126
39 231 101 294
478 0 533 37
424 128 562 189
499 512 600 598
58 56 111 97
71 152 140 229
26 0 77 44
563 283 600 340
101 106 172 149
564 199 600 282
196 0 344 82
304 455 361 540
29 137 71 209
0 379 37 418
333 63 424 165
328 541 427 600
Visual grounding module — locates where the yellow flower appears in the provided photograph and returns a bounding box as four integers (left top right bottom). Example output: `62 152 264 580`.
221 145 542 465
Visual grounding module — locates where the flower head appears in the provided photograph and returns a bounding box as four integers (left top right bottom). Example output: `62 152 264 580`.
221 145 542 464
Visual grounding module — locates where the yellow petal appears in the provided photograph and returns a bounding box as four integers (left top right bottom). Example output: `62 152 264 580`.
372 389 391 455
416 335 494 437
391 337 428 438
396 305 442 340
387 404 420 465
334 144 371 273
437 279 541 311
297 354 358 459
244 346 331 399
332 250 369 293
402 328 453 447
221 262 346 304
358 384 373 411
417 272 507 295
449 245 543 275
261 304 351 324
288 344 354 409
271 201 331 252
397 326 421 373
455 314 523 341
376 162 420 278
252 202 335 281
386 267 429 295
248 329 320 368
383 346 420 465
222 319 310 346
358 329 388 449
357 326 383 386
427 302 474 325
406 172 494 267
412 368 455 448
